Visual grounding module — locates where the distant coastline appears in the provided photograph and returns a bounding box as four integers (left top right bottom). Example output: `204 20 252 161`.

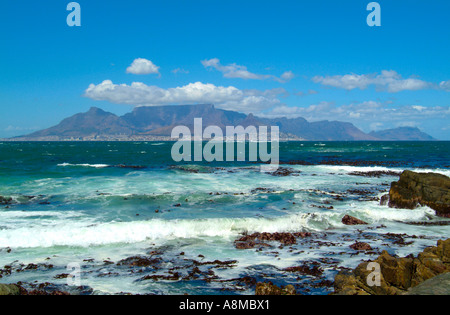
5 105 438 142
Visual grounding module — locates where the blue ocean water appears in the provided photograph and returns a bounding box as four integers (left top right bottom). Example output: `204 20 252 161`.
0 141 449 295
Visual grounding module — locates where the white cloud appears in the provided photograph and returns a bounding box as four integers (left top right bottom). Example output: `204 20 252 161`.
312 70 433 92
126 58 160 75
202 58 294 83
280 71 295 81
84 80 283 113
295 89 319 97
439 80 450 91
172 68 189 75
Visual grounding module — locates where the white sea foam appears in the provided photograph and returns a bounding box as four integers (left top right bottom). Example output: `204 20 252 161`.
2 204 440 249
316 165 450 177
0 213 338 249
58 163 110 168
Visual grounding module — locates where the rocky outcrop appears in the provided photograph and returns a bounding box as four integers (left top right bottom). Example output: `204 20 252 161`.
333 239 450 295
255 282 296 295
0 284 20 295
404 272 450 295
388 171 450 217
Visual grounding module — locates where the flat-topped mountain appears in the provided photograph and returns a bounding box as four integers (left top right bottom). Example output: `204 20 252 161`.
12 104 436 141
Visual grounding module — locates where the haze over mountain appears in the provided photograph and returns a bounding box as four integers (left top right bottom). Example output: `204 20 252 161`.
12 104 436 141
369 127 436 141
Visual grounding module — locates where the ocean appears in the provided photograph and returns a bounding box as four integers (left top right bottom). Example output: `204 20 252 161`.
0 141 449 295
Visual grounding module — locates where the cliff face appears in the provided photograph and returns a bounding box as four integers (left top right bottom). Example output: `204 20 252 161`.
14 105 436 141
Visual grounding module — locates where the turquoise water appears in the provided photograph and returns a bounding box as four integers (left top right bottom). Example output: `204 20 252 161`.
0 141 449 294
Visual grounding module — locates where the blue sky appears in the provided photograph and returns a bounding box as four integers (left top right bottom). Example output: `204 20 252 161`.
0 0 449 139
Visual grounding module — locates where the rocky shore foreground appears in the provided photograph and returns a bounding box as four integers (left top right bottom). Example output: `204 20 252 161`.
332 238 450 295
1 170 449 295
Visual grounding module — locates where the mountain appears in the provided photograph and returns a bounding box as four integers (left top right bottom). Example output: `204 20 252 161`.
369 127 436 141
11 105 436 141
25 107 134 139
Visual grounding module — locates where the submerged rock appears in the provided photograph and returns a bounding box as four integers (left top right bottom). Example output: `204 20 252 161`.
116 256 161 267
333 239 450 295
0 196 13 205
270 167 301 177
388 170 450 217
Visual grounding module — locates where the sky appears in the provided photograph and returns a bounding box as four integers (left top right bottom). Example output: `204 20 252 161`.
0 0 449 139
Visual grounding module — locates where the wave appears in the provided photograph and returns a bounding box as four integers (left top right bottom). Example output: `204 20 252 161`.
58 163 110 168
0 213 335 248
0 204 437 249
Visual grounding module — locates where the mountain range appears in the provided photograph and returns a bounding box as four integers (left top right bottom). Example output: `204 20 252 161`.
10 104 436 141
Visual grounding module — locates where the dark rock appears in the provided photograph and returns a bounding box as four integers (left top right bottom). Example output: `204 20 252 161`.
270 167 301 177
348 171 401 178
404 221 450 226
284 264 324 276
255 282 296 295
350 242 372 251
114 164 147 170
388 171 450 217
380 194 390 206
234 232 311 249
116 256 161 267
0 196 13 205
342 215 368 226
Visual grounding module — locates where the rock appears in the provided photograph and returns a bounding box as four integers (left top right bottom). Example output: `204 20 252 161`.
0 284 20 295
342 215 368 225
284 264 323 276
380 194 389 206
404 272 450 295
0 196 13 205
349 242 372 251
116 256 161 267
270 167 301 177
234 232 311 249
333 239 450 295
388 170 450 217
255 282 296 295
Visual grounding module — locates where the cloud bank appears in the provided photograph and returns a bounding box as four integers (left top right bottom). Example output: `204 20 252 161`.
312 70 434 92
84 80 285 113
